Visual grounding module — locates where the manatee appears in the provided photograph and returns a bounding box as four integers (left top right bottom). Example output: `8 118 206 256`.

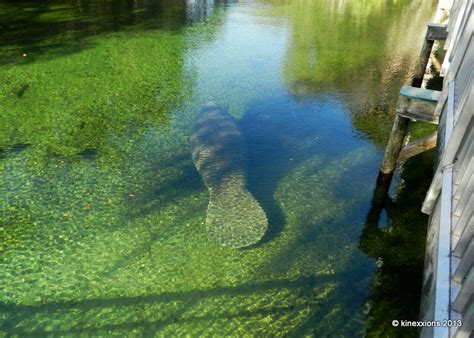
190 102 268 248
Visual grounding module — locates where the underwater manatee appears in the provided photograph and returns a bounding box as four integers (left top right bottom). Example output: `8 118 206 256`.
190 102 268 248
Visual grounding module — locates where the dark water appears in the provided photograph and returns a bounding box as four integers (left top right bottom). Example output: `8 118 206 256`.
1 0 436 336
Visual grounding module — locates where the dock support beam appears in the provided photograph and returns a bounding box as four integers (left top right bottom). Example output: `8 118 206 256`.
378 23 444 182
377 86 440 183
368 87 439 223
378 84 440 177
367 114 410 223
380 115 410 175
412 39 434 88
412 23 447 88
366 23 446 225
398 132 437 161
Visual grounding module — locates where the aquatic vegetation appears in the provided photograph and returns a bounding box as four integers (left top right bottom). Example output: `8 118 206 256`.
361 151 434 337
0 29 191 157
1 136 376 335
1 0 436 336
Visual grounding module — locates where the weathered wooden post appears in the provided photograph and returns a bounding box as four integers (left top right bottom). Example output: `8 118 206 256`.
366 22 447 223
369 112 410 220
379 23 447 177
369 86 441 220
380 115 410 175
412 40 434 88
412 24 448 87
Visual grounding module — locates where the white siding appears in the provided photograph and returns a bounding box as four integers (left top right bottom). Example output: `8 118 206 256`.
421 1 473 337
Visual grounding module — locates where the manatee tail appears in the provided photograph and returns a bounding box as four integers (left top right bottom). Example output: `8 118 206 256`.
206 183 268 248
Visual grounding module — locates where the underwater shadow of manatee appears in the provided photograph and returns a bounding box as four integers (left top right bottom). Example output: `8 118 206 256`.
238 100 328 247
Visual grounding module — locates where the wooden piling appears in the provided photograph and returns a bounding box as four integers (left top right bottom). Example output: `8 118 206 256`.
412 39 434 88
366 22 446 226
412 24 447 88
368 114 410 218
380 114 410 175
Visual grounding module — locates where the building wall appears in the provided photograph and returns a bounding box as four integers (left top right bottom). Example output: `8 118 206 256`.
420 0 473 337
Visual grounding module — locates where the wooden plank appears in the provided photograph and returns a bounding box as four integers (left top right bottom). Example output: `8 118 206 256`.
445 0 472 64
454 40 474 122
453 209 473 257
446 81 456 137
453 134 474 187
453 301 473 338
426 23 448 41
446 4 474 79
453 195 473 237
398 132 437 161
454 160 474 207
396 94 439 124
453 236 474 283
434 87 447 117
422 81 473 215
453 170 473 218
400 86 442 102
453 267 474 313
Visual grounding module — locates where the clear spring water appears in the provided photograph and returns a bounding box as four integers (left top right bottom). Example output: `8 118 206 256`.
0 0 436 336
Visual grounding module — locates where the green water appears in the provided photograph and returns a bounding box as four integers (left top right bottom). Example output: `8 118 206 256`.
1 0 436 336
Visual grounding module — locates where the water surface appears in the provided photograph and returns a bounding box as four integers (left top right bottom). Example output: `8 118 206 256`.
1 0 436 336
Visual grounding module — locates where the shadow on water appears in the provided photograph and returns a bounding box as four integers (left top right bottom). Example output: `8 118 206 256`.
239 97 356 246
0 0 206 65
125 155 204 220
0 139 373 336
286 256 371 337
239 110 288 246
0 274 332 334
1 256 368 336
100 166 206 276
0 144 31 159
359 150 434 337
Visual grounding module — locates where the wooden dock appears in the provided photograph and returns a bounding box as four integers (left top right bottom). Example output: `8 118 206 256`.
368 8 449 219
373 0 473 336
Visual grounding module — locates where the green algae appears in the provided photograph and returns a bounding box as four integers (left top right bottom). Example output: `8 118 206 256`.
361 150 434 337
0 29 191 156
1 143 375 336
1 0 437 336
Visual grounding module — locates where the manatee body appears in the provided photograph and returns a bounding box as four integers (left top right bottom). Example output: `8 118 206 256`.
190 102 267 248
